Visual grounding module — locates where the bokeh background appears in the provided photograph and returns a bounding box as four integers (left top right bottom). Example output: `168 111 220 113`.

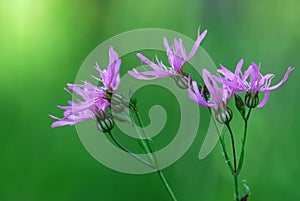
1 0 299 200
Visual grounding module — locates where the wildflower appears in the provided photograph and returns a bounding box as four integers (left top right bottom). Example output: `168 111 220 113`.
128 27 207 88
218 60 294 108
188 69 233 124
93 46 121 92
49 82 109 128
50 46 122 128
93 46 127 109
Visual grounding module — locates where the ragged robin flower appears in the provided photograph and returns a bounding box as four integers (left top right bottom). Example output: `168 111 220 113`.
218 60 294 108
128 27 207 89
188 69 234 124
49 46 123 129
49 82 110 128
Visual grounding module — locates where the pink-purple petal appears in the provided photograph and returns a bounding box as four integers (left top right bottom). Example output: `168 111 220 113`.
235 59 244 76
218 64 235 80
265 67 294 91
257 90 270 108
203 70 223 104
188 78 211 108
185 27 207 62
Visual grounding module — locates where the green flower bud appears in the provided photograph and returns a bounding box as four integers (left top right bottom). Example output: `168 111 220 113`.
97 115 114 133
95 110 114 133
245 91 259 108
235 94 246 116
111 90 125 105
95 109 106 120
240 194 249 201
215 107 233 124
172 73 189 89
112 113 128 122
111 103 125 113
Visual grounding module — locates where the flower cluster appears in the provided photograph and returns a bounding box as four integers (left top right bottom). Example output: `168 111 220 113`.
50 26 294 129
217 60 294 108
188 60 294 123
49 26 295 201
50 27 209 130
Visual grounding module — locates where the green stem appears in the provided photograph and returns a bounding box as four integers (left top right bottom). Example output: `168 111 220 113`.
133 108 178 201
226 123 237 173
157 170 178 201
238 108 252 173
234 174 239 201
225 123 239 201
132 111 157 166
135 111 157 158
208 108 234 173
107 131 155 169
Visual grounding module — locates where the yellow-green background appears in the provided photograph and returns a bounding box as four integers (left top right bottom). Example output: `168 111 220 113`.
0 0 299 200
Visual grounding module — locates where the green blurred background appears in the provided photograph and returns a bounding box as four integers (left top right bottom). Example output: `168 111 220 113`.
0 0 299 200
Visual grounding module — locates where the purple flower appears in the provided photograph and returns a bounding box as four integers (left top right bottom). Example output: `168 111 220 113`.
92 46 121 90
49 82 109 128
189 69 233 109
50 46 121 128
188 69 233 124
128 27 207 80
218 60 294 108
217 59 245 92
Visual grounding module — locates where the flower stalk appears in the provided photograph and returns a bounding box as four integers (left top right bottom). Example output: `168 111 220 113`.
208 108 233 172
107 131 155 169
131 105 178 201
225 123 240 201
238 108 252 173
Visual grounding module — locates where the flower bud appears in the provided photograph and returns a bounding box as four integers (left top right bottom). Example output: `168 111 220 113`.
215 107 233 124
172 73 189 89
97 115 114 133
235 94 246 116
111 103 125 113
111 90 125 105
95 110 114 133
112 113 128 122
94 109 106 120
241 194 249 201
245 91 259 108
